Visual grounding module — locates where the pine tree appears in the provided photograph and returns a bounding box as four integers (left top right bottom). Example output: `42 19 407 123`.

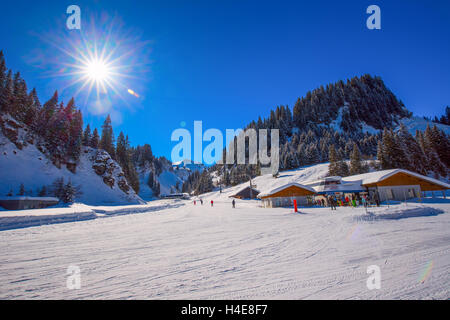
337 158 349 177
0 51 7 113
423 125 447 177
377 140 387 170
327 145 339 176
397 125 427 174
38 186 47 197
62 180 77 203
25 88 40 129
116 132 128 169
90 128 100 149
100 115 115 158
82 124 91 146
51 177 65 200
37 91 58 137
1 70 13 114
67 110 83 161
116 132 140 193
349 143 363 175
18 183 25 196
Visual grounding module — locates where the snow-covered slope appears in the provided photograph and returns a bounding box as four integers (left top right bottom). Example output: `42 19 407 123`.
399 116 450 135
0 198 448 299
321 109 450 136
136 163 191 200
0 132 143 205
200 163 330 202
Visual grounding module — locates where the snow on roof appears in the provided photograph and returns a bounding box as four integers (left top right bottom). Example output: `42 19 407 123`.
257 182 316 198
343 169 450 189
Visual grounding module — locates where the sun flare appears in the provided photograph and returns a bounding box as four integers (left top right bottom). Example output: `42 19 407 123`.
84 59 109 81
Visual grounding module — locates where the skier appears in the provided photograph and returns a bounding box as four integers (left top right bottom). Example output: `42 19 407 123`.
194 200 196 205
374 192 380 207
211 200 214 207
232 199 235 208
328 195 336 211
200 199 203 205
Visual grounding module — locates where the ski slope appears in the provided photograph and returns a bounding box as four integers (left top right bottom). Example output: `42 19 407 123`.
0 198 448 299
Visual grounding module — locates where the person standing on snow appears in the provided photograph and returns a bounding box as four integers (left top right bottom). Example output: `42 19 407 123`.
232 199 235 208
374 192 380 207
211 200 214 207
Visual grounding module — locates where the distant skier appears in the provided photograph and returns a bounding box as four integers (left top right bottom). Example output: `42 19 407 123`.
362 195 367 208
194 200 196 205
232 199 235 208
374 192 380 207
328 195 336 211
211 200 214 207
200 199 203 205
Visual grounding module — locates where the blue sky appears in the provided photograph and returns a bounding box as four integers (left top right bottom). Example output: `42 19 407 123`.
1 0 449 159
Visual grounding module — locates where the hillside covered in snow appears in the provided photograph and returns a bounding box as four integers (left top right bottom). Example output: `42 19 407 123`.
0 123 143 205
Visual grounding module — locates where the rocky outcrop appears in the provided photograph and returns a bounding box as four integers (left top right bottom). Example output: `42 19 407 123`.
0 114 29 150
91 149 133 193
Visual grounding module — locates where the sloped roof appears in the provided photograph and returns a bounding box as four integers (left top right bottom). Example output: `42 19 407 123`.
257 182 316 198
229 186 260 198
343 169 450 189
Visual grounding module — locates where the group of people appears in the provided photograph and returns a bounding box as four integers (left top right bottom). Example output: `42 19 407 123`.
322 192 380 210
193 199 237 208
193 199 214 207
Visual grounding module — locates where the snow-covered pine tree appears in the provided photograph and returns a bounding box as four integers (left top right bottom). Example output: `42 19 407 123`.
327 145 339 176
90 128 100 149
82 124 91 147
349 143 363 175
100 114 115 159
397 124 427 174
1 70 13 114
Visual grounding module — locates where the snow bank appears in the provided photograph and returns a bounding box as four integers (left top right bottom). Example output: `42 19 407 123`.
353 205 445 221
0 199 188 231
0 204 96 231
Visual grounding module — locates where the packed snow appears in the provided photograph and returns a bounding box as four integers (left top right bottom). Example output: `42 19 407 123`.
0 196 448 299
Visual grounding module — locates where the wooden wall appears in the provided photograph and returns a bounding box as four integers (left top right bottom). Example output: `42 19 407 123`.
364 172 448 191
260 185 316 199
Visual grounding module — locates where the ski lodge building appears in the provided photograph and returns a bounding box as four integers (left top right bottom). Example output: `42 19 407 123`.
304 169 449 203
229 186 260 199
342 169 449 202
0 196 59 210
257 183 316 208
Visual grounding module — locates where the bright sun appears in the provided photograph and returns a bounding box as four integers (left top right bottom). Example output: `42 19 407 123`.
84 59 109 81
